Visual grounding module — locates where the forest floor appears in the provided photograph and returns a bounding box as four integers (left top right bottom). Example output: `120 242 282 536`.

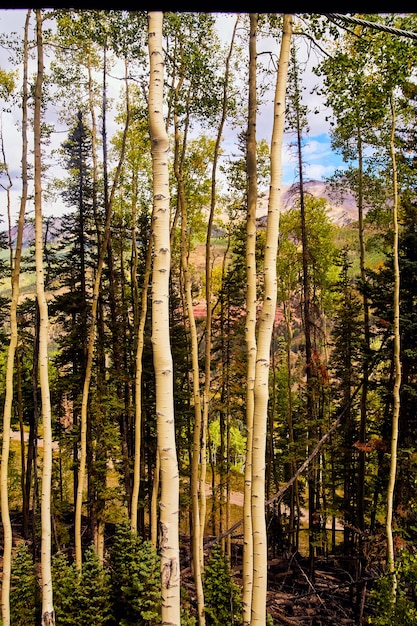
179 526 383 626
177 486 382 625
4 500 384 626
4 434 379 626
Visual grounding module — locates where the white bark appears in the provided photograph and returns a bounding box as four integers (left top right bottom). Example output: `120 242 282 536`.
0 12 30 625
130 215 152 532
243 13 258 624
386 95 401 597
34 10 55 625
175 122 206 624
251 15 292 625
148 12 181 625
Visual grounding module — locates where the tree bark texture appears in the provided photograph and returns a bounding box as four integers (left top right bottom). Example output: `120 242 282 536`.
251 14 292 625
148 12 181 625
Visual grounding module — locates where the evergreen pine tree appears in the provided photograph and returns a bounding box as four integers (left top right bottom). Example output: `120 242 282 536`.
9 543 40 626
203 543 243 625
77 545 112 626
108 519 161 625
52 546 112 626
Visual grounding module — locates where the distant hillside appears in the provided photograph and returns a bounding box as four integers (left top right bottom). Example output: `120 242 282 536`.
4 180 358 251
257 179 358 226
8 216 66 250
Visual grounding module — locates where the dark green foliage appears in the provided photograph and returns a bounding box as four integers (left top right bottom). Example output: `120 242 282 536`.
180 586 197 625
108 520 161 625
77 545 112 626
10 542 39 626
203 543 243 626
367 551 417 625
52 545 112 626
51 551 79 626
367 200 417 537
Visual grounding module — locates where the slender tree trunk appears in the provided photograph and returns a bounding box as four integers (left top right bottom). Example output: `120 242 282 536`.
356 132 370 534
130 209 153 532
148 13 181 624
28 307 40 553
294 61 318 570
386 95 401 599
251 15 292 624
34 10 55 625
283 300 300 551
0 12 30 624
151 447 160 548
243 13 258 624
172 110 206 623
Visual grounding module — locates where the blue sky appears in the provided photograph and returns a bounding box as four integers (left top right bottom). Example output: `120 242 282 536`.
215 13 346 188
282 133 346 186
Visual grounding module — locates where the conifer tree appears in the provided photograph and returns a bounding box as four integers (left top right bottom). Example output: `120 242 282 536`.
109 520 161 625
50 111 94 511
10 543 39 626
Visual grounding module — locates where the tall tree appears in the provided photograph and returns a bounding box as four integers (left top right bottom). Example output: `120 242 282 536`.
34 9 55 625
243 13 258 624
200 12 239 568
315 21 388 536
74 35 130 571
287 42 321 569
50 111 93 517
386 94 401 600
148 12 181 625
0 11 29 626
250 14 292 624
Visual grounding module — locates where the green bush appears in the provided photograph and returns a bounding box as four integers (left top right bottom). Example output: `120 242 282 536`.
52 545 112 626
367 551 417 625
108 520 161 625
77 545 112 625
10 542 39 625
203 543 243 625
180 585 197 625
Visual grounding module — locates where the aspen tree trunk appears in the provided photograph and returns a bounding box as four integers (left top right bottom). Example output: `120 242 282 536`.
173 113 206 623
243 13 258 624
284 301 299 550
386 95 401 598
0 12 30 625
34 10 55 625
251 15 292 624
293 56 318 569
148 13 181 625
356 133 370 534
151 448 160 548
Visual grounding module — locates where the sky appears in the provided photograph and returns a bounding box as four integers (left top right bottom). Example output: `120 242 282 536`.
216 13 346 185
0 10 345 224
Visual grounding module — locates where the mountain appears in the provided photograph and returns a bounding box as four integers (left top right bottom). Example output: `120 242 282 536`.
8 216 66 250
257 179 358 226
5 180 357 250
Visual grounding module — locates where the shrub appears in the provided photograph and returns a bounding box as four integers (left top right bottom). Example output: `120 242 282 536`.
52 545 112 626
203 543 243 625
108 520 161 625
367 551 417 625
10 542 39 625
51 551 79 626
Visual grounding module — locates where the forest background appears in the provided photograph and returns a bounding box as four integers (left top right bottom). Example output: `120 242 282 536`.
0 9 416 626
